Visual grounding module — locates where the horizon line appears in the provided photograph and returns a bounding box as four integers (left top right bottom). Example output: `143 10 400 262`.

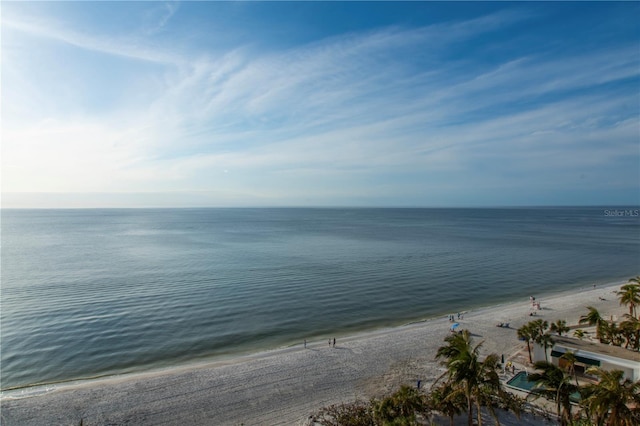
2 205 639 210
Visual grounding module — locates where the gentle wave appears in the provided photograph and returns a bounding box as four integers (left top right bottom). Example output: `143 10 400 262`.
1 207 638 390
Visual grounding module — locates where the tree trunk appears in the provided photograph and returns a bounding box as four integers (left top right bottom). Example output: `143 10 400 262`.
526 341 532 363
544 346 549 362
605 407 615 426
561 400 571 426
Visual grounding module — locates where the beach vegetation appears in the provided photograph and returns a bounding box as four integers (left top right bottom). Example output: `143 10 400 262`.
535 333 555 362
313 400 376 426
579 306 606 341
617 279 640 319
601 321 626 347
580 368 640 426
572 279 640 349
559 351 580 387
529 319 550 338
576 310 638 350
519 319 552 363
527 360 579 426
570 419 597 426
495 391 527 421
427 381 465 426
435 329 504 426
573 329 586 340
550 319 570 336
517 323 535 363
618 314 639 350
313 386 430 426
372 385 430 425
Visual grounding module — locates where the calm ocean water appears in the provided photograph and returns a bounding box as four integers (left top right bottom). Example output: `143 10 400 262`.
1 207 639 390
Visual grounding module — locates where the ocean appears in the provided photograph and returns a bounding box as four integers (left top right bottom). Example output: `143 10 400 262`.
1 207 638 391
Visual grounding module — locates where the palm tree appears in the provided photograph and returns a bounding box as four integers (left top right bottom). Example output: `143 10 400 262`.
530 319 550 338
559 351 579 386
517 323 534 364
472 352 506 424
535 333 555 362
435 330 502 426
581 368 640 426
579 306 606 341
526 319 549 362
604 322 625 347
573 329 586 340
428 381 465 426
617 281 640 319
436 330 478 426
527 361 579 426
619 314 640 351
550 319 570 336
373 385 428 424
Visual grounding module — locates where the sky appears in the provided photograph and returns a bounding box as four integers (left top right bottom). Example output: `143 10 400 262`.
2 1 639 208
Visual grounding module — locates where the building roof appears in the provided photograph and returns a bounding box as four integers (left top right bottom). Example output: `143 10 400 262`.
552 335 640 363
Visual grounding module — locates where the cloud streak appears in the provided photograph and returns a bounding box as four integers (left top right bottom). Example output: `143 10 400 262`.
2 3 638 207
2 12 183 65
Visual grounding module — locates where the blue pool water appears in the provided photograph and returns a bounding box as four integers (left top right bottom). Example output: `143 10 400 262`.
506 371 536 391
507 371 581 402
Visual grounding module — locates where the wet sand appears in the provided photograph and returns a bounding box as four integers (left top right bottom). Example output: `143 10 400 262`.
1 282 626 425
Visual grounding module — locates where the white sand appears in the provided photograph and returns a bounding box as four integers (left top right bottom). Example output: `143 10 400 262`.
0 282 629 426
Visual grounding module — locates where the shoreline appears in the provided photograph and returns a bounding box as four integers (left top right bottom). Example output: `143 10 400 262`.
2 277 625 395
1 280 632 425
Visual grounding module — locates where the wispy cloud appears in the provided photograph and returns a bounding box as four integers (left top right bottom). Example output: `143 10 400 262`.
2 3 638 207
2 13 183 65
143 1 180 35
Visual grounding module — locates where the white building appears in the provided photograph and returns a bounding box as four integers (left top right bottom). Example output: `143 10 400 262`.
533 335 640 381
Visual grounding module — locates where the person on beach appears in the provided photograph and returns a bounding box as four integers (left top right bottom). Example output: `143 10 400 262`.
304 339 307 348
333 338 336 347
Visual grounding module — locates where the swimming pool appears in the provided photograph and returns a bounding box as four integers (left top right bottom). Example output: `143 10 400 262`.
506 371 536 391
506 371 581 402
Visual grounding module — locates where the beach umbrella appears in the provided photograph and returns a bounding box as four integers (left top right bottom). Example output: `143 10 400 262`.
450 323 460 331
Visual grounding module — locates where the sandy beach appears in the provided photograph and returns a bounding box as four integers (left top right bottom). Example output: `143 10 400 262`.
1 281 629 425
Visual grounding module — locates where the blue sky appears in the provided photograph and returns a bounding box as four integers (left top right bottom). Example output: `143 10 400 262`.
2 1 639 208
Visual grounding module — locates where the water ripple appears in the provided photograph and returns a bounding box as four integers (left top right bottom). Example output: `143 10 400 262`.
1 207 638 390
